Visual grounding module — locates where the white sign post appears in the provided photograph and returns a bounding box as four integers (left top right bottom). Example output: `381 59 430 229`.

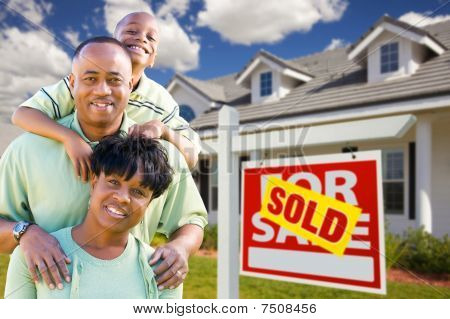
217 106 240 298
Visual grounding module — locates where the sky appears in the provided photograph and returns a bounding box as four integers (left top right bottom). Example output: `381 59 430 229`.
0 0 450 110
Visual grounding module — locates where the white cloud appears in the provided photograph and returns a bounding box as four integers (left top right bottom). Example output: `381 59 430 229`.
0 27 71 108
399 11 450 28
63 29 81 48
157 14 200 71
157 0 189 18
6 0 53 26
197 0 348 45
323 38 348 51
103 0 200 72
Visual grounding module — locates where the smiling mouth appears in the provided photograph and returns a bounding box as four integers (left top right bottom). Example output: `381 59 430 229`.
127 45 149 55
104 205 128 219
90 101 113 110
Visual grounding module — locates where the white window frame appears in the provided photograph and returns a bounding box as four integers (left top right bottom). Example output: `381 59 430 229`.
260 71 273 97
381 145 409 217
380 42 399 74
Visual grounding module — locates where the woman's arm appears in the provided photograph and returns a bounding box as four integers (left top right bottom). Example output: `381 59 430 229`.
4 246 37 299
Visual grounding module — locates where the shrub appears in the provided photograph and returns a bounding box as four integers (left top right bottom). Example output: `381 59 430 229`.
385 231 406 271
201 225 218 250
397 227 450 274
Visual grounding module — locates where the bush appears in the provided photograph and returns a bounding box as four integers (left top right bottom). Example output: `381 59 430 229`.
201 225 218 250
385 231 406 271
396 227 450 274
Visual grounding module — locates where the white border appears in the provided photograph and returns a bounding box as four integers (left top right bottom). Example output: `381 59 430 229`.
240 150 386 294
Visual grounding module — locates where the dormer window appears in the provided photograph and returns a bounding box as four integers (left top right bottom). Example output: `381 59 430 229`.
260 71 272 96
380 42 399 74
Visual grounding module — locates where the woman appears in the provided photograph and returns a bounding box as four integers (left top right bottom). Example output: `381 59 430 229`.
5 135 179 298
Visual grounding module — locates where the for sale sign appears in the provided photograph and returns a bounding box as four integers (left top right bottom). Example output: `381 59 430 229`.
240 151 386 294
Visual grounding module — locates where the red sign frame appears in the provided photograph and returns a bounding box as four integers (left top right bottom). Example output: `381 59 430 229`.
240 151 386 294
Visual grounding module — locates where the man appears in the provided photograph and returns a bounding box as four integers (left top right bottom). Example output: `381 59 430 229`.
0 37 207 292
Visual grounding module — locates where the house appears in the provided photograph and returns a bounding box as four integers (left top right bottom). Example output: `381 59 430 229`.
168 15 450 237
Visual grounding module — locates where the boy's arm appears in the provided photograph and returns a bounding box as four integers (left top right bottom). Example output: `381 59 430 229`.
128 120 199 169
12 107 92 181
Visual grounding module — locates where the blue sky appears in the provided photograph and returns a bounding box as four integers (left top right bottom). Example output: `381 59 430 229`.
0 0 449 108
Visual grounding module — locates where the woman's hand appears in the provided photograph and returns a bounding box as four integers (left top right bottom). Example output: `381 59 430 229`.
63 132 92 182
19 224 71 290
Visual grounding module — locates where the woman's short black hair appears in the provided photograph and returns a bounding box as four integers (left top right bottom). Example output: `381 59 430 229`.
91 135 173 199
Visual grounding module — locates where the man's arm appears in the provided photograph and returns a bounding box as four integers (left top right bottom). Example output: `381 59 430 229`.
12 107 93 182
0 218 18 253
149 224 203 289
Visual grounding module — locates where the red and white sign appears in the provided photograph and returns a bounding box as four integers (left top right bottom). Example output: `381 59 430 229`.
240 151 386 294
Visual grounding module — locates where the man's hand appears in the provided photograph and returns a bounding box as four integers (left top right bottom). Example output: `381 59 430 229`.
128 120 167 140
19 225 71 290
63 132 92 182
149 242 188 290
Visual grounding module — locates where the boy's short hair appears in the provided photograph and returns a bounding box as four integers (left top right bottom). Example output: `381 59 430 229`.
91 135 173 199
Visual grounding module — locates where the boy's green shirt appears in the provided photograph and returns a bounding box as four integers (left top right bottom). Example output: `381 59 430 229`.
22 73 201 154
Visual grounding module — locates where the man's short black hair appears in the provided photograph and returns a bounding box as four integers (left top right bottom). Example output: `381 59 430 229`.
73 36 131 62
91 135 173 199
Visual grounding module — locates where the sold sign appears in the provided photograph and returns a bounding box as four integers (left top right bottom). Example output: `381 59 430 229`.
260 176 362 256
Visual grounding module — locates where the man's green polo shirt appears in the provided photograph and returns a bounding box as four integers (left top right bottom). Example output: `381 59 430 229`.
0 112 207 243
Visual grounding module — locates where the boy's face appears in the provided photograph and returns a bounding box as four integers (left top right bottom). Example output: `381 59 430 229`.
115 13 159 69
89 168 153 233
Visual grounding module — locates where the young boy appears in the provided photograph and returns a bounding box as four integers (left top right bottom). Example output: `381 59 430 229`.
5 135 181 298
12 12 200 180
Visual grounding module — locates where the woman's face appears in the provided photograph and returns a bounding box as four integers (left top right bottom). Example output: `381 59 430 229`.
89 168 153 233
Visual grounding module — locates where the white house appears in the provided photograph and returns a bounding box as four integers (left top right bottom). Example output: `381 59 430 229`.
168 15 450 237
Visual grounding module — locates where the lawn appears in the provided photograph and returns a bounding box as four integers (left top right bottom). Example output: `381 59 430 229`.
2 253 448 299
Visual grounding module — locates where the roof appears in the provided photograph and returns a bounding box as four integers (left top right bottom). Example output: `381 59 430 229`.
181 18 450 130
348 15 447 60
168 73 227 103
235 49 313 85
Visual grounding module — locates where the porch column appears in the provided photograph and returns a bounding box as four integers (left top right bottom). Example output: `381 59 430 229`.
217 106 240 298
415 115 433 233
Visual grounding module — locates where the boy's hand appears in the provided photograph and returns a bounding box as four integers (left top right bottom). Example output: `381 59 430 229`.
128 120 168 140
20 224 71 290
149 242 189 290
63 133 92 182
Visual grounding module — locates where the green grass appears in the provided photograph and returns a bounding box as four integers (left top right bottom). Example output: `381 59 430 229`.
0 254 9 299
2 254 449 299
183 256 450 299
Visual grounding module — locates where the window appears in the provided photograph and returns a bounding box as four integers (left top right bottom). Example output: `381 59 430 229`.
260 71 272 96
380 42 399 73
382 149 404 215
179 104 196 122
209 160 218 211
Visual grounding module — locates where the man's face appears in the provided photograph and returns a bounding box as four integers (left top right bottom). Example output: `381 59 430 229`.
89 169 153 233
114 13 159 68
69 43 133 128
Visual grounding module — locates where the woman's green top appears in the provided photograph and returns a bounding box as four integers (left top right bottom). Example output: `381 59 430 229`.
5 227 182 299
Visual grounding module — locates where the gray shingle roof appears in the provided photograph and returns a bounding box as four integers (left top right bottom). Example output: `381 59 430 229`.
173 73 227 102
235 49 314 82
348 15 447 55
188 18 450 130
